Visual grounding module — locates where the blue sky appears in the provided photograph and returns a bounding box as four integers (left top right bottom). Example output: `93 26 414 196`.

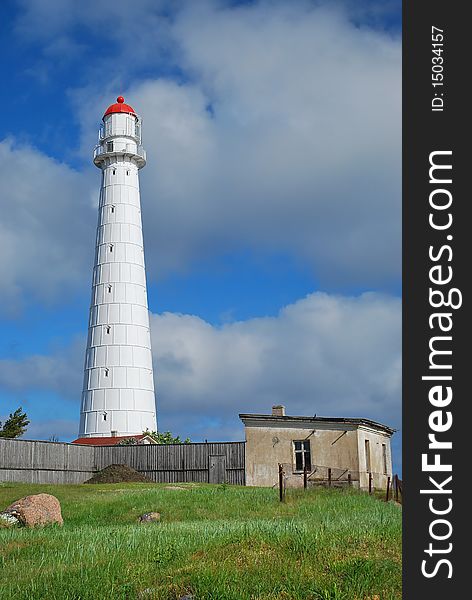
0 0 402 470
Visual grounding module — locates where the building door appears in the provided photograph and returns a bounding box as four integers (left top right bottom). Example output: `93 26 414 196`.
209 455 226 484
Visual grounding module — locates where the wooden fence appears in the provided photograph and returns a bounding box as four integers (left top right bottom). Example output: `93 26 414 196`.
0 439 245 485
95 442 245 485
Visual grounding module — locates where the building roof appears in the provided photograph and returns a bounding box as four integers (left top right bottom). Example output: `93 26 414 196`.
71 434 153 446
239 413 395 435
103 96 136 119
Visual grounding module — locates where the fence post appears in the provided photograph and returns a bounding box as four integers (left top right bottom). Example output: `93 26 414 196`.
368 472 373 495
386 476 391 501
303 465 308 490
279 464 285 502
394 474 399 502
348 472 352 487
328 468 332 487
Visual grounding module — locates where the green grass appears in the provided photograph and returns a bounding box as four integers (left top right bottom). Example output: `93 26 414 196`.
0 482 401 600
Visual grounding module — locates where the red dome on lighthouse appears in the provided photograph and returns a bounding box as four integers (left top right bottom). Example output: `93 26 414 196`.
103 96 136 119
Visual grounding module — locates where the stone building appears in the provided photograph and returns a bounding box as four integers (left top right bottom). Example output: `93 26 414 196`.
240 405 394 490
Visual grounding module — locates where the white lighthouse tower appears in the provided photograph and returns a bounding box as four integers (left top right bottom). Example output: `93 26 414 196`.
78 96 157 438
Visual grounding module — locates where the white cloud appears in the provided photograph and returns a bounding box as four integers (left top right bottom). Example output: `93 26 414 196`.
151 291 401 438
14 0 176 82
0 140 96 314
113 2 400 287
0 336 84 398
0 292 400 441
1 1 401 313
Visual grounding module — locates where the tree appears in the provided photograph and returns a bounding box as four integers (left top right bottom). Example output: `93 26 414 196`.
118 437 139 446
0 407 30 439
118 430 191 445
144 430 191 445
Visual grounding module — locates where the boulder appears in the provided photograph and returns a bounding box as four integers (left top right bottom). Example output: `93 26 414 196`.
3 493 63 527
138 512 161 524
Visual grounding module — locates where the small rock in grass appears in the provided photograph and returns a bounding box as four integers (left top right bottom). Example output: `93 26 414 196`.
0 513 20 527
137 588 156 598
138 512 161 523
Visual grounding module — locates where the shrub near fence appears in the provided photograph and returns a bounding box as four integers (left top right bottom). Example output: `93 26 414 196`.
0 438 245 485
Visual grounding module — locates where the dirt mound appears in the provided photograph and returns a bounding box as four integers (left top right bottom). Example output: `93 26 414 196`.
85 464 152 484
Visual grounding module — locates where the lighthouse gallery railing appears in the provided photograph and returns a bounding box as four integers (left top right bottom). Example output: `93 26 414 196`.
93 143 147 161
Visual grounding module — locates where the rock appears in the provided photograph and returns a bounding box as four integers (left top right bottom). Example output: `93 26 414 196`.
138 512 161 524
137 588 157 598
3 493 63 527
0 513 20 527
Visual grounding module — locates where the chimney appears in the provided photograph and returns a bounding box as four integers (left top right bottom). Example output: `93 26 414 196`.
272 405 285 417
111 430 118 437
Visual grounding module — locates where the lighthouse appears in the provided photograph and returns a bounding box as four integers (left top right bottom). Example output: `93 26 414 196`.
78 96 157 438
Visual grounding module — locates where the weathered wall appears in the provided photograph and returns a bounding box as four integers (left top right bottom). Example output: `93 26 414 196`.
0 439 245 485
244 423 361 488
357 427 393 490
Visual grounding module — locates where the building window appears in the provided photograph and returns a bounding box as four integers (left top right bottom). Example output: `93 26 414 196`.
365 439 371 473
109 244 114 253
110 205 115 214
102 412 107 422
107 142 113 152
104 368 109 378
382 444 387 475
126 170 130 176
105 325 111 334
112 169 116 175
107 284 112 293
293 440 311 472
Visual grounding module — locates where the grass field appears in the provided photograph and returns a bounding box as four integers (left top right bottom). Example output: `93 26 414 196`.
0 482 402 600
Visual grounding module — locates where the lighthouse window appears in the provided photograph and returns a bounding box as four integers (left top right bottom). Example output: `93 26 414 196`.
104 368 109 378
112 169 116 175
109 244 114 253
107 285 112 293
126 170 130 176
106 326 111 334
107 142 113 152
110 205 115 214
102 412 107 421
